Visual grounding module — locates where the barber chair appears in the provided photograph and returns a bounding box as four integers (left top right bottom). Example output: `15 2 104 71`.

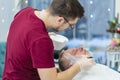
54 46 68 59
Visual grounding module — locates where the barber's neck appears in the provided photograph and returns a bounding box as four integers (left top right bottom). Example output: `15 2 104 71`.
34 9 51 29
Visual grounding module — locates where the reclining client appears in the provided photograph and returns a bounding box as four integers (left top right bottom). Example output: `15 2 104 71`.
58 47 120 80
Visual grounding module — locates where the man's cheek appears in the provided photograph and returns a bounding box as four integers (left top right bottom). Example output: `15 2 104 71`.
75 54 82 58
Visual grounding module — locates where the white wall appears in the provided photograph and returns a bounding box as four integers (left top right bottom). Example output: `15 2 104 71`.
0 0 20 42
0 0 15 42
115 0 120 22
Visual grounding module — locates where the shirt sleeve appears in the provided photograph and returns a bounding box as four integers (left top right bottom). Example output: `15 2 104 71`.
30 37 55 68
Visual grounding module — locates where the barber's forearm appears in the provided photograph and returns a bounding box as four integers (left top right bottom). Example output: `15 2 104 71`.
37 63 80 80
57 63 80 80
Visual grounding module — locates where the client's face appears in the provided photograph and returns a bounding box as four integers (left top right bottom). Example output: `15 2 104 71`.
59 47 93 71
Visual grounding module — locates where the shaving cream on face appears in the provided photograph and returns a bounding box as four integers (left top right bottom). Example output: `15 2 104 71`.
63 53 79 65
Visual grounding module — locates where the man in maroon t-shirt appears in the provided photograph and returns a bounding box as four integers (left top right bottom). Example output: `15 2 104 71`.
2 0 95 80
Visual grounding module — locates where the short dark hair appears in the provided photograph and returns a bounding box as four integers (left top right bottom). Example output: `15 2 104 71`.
48 0 84 20
58 51 71 71
58 52 67 71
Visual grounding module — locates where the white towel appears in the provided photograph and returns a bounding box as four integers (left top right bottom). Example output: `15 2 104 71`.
73 64 120 80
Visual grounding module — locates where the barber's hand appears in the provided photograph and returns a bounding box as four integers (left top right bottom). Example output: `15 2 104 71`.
76 55 96 72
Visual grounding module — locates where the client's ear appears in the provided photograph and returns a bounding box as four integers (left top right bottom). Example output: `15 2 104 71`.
61 50 65 54
59 50 65 58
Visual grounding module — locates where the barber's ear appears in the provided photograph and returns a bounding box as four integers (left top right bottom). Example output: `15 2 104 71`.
56 16 64 24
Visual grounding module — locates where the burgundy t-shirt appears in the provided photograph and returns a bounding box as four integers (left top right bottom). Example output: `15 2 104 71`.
2 7 55 80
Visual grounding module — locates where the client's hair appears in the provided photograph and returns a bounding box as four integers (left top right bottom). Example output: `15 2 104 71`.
58 51 71 71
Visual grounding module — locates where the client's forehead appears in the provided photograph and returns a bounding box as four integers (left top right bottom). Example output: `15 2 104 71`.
63 47 85 55
62 47 91 57
63 48 76 53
